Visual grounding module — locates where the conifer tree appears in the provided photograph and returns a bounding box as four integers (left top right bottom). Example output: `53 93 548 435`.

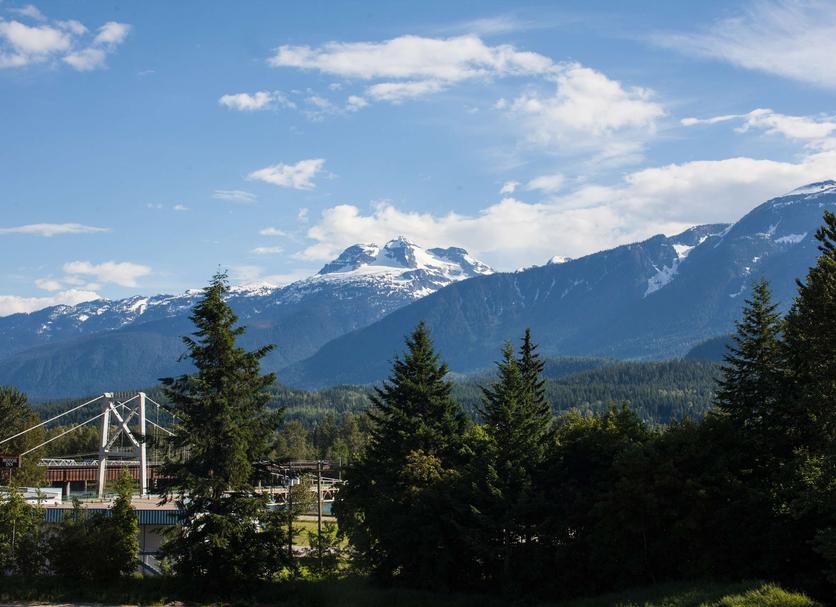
782 211 836 586
784 210 836 450
715 279 785 446
334 322 467 588
517 328 553 464
469 333 552 592
159 271 286 587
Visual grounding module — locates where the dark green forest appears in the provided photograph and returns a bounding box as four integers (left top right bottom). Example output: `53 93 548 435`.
27 357 720 462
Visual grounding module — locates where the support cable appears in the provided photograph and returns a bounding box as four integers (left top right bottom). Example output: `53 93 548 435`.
20 412 106 457
0 394 105 446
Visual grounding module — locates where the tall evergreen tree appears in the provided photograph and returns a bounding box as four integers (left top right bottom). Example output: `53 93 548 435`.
159 271 286 588
334 322 468 588
469 333 553 592
784 210 836 450
517 328 553 466
715 279 786 447
781 211 836 590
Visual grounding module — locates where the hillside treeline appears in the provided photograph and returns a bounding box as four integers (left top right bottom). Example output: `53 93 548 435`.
27 358 719 464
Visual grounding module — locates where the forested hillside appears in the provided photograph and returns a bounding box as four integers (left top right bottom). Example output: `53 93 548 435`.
30 357 719 429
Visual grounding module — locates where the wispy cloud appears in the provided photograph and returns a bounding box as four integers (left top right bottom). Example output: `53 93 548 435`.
213 189 257 203
653 1 836 89
682 108 836 144
526 173 565 193
34 277 62 291
218 90 295 111
251 245 283 255
0 223 109 236
259 227 286 237
247 159 325 190
500 181 519 195
63 260 151 287
9 4 46 21
269 34 556 109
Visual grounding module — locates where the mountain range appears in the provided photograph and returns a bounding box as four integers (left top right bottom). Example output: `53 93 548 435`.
0 238 492 399
1 181 835 398
282 181 836 387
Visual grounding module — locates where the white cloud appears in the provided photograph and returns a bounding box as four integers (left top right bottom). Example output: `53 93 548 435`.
526 173 565 192
365 79 446 103
0 289 100 316
680 114 739 127
213 189 257 203
269 34 558 113
655 1 836 89
299 149 836 269
173 204 189 211
0 20 70 66
9 5 46 21
251 246 283 255
0 10 129 71
683 108 836 142
62 46 106 70
93 21 129 46
269 34 555 82
34 277 62 291
62 21 129 71
63 260 151 287
57 20 87 36
218 90 294 111
247 159 325 190
259 227 286 236
500 180 519 194
500 63 664 160
346 95 368 112
0 223 109 236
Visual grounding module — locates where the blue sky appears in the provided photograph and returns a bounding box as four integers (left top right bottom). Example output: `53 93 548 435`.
3 0 836 315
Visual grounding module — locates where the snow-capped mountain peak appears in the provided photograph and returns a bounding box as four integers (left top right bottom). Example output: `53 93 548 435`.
784 180 836 197
316 238 493 280
0 238 493 381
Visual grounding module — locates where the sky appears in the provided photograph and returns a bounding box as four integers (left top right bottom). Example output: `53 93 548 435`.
3 0 836 315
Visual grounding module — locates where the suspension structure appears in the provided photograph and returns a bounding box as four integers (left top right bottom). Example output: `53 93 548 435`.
97 392 148 497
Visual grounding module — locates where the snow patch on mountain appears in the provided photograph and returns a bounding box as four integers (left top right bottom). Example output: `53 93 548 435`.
776 232 808 244
644 241 697 297
548 256 572 265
